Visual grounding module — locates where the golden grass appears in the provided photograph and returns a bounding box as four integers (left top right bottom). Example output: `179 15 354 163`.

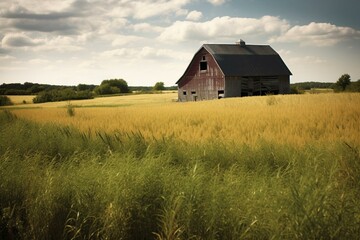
6 92 177 108
7 95 36 105
8 92 360 147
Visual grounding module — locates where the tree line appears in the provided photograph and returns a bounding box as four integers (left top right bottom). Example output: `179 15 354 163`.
1 80 176 104
290 74 360 93
2 74 358 105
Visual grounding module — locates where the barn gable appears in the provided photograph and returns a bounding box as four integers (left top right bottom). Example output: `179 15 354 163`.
177 41 292 101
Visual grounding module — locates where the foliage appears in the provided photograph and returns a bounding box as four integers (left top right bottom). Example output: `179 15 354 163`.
130 86 177 92
95 79 129 95
290 82 334 90
66 102 75 117
336 74 351 91
77 84 97 91
0 96 13 106
33 88 94 103
0 83 97 96
345 80 360 92
1 82 66 95
290 86 304 94
0 110 359 239
153 82 166 91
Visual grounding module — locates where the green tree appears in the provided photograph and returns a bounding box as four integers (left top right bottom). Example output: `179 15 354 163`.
153 82 165 91
94 79 129 95
0 96 13 106
94 83 112 95
346 80 360 92
103 79 129 93
336 74 351 91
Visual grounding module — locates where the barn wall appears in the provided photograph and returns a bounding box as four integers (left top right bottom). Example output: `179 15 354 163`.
225 76 289 97
225 76 242 97
178 48 225 101
279 75 290 94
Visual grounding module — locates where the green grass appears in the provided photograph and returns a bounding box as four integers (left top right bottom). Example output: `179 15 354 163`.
0 110 359 239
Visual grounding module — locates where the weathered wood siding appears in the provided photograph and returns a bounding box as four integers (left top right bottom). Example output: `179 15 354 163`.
178 48 225 101
225 76 290 97
225 76 242 97
279 75 290 94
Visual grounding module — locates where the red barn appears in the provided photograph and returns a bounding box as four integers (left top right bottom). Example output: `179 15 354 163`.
176 40 292 101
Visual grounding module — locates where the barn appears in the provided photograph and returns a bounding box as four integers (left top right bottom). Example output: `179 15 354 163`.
176 40 292 101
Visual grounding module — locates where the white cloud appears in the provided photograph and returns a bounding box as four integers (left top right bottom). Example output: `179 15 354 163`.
28 58 50 64
186 10 203 21
277 49 292 56
78 60 102 69
0 54 16 61
107 0 191 19
38 35 84 52
289 55 327 64
97 18 129 35
1 32 43 48
1 0 74 14
111 35 145 47
270 22 360 46
1 33 85 52
100 47 191 61
101 48 138 59
159 15 290 42
208 0 227 6
131 23 163 33
139 47 191 60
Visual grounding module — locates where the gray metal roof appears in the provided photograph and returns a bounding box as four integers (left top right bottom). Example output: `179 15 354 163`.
176 43 292 84
203 44 292 77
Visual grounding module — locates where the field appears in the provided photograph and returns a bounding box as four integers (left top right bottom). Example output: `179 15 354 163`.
5 95 36 105
1 92 360 239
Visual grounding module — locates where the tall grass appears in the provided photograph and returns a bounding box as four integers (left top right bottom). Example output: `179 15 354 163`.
10 93 360 147
1 110 359 239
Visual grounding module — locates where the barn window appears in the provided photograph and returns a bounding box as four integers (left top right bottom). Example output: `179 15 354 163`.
191 91 196 95
202 56 206 60
183 91 187 95
200 61 207 71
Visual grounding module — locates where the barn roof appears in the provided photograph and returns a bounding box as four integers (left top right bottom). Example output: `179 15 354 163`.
203 44 292 77
176 43 292 84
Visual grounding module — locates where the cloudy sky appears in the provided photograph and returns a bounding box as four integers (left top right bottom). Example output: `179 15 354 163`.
1 0 359 86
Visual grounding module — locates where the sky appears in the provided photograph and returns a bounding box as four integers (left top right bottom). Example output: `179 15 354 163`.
0 0 359 87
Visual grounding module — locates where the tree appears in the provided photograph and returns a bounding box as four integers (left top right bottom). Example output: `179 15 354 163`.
0 96 13 106
94 79 129 95
346 79 360 92
153 82 165 91
336 74 351 91
103 79 129 93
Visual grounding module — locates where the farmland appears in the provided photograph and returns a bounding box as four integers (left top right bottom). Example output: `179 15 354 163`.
1 92 360 239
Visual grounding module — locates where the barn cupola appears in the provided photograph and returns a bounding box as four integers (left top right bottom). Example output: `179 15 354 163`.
236 39 246 47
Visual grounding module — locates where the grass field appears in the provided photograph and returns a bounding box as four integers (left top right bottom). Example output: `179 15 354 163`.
1 92 360 239
6 95 36 105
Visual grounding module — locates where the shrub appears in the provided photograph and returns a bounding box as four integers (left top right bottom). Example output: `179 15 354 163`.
94 79 129 95
290 86 304 94
153 82 165 91
0 95 13 106
67 102 75 117
33 89 94 103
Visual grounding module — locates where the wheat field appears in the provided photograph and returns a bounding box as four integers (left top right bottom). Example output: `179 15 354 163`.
1 92 360 239
9 92 360 147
